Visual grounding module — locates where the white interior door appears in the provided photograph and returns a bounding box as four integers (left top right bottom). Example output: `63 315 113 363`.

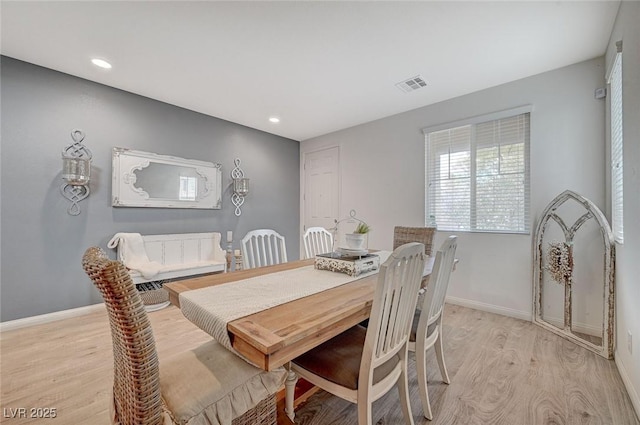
303 147 339 232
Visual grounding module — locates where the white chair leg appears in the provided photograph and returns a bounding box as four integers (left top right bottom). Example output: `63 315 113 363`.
398 361 416 425
416 345 433 420
285 367 298 422
357 397 373 425
434 325 450 384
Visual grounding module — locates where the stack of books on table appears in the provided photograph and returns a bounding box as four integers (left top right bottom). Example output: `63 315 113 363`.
314 250 380 277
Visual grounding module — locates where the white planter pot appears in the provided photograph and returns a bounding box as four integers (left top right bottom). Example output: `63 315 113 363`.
345 233 366 250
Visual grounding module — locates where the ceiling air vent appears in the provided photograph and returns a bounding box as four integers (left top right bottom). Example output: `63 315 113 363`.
395 75 428 93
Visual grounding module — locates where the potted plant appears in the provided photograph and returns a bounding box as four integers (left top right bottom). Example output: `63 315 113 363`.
345 222 370 250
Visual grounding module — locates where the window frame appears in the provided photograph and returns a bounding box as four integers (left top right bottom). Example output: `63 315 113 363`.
607 42 624 244
423 105 532 235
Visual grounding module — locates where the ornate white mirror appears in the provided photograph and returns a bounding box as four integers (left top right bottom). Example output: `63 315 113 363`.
112 148 222 209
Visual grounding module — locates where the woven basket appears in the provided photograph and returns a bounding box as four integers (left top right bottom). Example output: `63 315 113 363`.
136 281 169 309
139 288 169 305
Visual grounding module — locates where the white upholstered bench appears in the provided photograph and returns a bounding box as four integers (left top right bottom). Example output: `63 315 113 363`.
109 232 227 311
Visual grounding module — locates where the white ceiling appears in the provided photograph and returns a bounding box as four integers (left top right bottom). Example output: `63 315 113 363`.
1 1 620 141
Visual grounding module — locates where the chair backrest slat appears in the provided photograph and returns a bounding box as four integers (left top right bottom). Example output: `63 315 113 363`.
260 235 268 266
241 229 288 269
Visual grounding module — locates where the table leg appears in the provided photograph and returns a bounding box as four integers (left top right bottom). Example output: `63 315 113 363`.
285 364 298 422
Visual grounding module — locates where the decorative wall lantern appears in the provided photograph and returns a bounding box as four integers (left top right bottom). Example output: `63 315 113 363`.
231 158 249 216
61 129 92 215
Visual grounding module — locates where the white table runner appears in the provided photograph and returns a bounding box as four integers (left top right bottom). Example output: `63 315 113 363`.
180 251 391 354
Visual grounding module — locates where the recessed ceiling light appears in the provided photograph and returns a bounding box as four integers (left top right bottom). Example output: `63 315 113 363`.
91 58 112 69
269 117 280 123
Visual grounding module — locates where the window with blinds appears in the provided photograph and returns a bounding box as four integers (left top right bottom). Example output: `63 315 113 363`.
608 46 624 244
425 110 530 233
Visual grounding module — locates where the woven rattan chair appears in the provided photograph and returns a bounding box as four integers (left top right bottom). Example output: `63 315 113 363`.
82 247 286 425
393 226 436 256
393 226 436 288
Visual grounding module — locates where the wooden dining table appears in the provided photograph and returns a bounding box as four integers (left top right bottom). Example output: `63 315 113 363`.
164 255 436 372
165 253 438 422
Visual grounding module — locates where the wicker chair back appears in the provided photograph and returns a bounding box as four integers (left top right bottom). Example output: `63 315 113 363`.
393 226 436 256
82 247 163 425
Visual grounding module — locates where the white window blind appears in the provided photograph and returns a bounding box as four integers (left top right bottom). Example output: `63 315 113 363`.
425 110 530 233
608 46 624 243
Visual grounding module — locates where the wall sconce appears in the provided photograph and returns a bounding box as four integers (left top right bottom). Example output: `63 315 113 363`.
61 129 92 215
231 158 249 216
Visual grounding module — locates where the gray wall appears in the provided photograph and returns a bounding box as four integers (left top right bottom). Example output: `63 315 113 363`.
0 56 300 322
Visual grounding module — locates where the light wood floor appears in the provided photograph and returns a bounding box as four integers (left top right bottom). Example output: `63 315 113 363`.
1 304 638 425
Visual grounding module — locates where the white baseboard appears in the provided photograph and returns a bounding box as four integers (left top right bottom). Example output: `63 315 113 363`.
615 353 640 420
0 303 106 333
445 297 602 337
445 295 532 322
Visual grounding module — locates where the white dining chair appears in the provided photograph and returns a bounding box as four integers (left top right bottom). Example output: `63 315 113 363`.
290 242 427 425
409 235 457 420
241 229 288 269
303 227 334 258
